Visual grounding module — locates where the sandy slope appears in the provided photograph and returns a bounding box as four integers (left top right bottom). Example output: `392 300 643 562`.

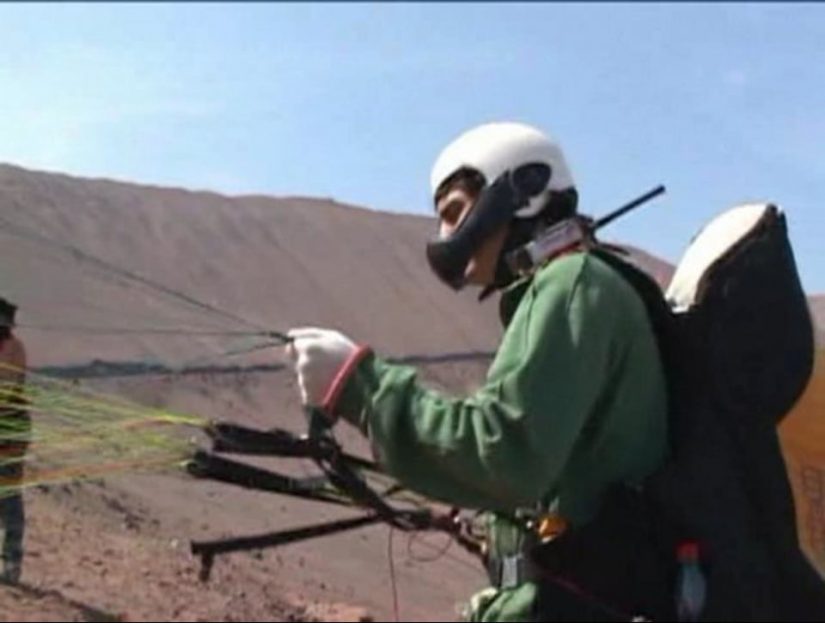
0 164 497 621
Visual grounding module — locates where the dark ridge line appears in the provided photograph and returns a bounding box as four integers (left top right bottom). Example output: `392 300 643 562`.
33 351 496 380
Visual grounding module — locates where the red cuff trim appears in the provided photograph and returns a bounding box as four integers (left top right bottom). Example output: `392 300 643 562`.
322 345 373 415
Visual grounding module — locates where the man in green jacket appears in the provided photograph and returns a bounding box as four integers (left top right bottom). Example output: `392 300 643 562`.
286 122 668 621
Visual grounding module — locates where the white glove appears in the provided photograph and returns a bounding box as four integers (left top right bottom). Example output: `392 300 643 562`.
286 327 360 409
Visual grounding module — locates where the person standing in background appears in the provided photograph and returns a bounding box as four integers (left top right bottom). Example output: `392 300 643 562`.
0 297 29 585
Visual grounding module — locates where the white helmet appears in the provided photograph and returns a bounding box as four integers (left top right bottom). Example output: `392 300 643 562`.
430 121 575 218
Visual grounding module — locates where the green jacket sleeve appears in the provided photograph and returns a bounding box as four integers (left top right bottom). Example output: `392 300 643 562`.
334 254 618 512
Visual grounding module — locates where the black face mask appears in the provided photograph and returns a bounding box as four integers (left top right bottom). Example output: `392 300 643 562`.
426 163 551 290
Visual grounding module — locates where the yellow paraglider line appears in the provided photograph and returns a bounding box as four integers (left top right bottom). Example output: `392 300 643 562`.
0 456 191 497
0 361 210 497
0 361 427 517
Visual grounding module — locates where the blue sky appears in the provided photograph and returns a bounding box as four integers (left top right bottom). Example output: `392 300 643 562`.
1 3 823 291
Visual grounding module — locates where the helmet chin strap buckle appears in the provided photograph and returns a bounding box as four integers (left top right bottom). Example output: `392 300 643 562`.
478 218 589 303
506 217 593 277
474 185 667 302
